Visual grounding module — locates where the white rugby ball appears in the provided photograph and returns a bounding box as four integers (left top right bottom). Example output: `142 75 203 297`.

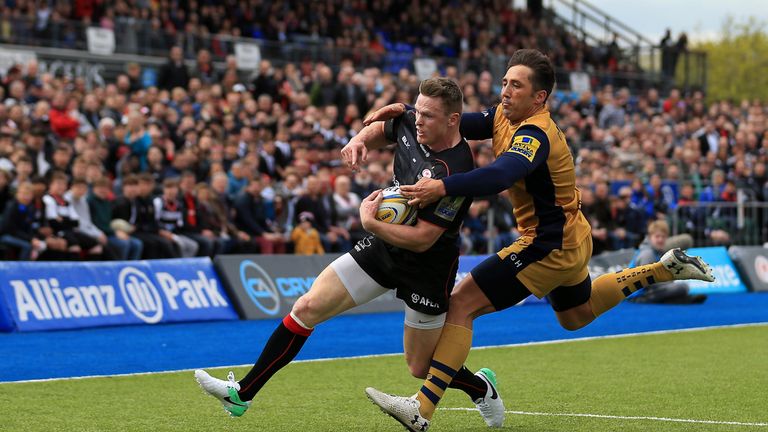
376 186 417 225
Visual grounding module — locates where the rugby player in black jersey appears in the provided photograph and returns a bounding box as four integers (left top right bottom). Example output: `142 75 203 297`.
365 50 715 431
195 77 505 428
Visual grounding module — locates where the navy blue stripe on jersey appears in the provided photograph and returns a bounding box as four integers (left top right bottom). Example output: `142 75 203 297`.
459 107 496 140
525 158 566 250
442 125 550 198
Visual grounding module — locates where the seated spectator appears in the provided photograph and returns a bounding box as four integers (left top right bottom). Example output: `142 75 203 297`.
88 177 143 260
629 220 705 304
195 182 256 254
332 175 365 244
291 212 324 255
294 175 351 253
608 186 647 250
65 177 115 260
178 171 216 256
115 174 177 259
43 171 101 257
0 182 46 260
234 178 286 254
153 178 199 257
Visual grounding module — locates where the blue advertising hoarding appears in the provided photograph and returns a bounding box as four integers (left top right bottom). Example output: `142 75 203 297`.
685 247 747 294
0 258 238 332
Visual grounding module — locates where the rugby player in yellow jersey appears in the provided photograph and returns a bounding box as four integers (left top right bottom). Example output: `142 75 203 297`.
363 49 715 431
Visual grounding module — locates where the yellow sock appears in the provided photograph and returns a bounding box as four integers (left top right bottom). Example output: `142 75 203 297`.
589 262 673 317
415 323 472 420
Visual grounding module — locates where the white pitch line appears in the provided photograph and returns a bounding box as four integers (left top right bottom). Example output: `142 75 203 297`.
2 322 766 384
442 407 768 427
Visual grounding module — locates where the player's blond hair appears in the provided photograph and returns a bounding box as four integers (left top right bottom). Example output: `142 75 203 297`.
647 220 670 237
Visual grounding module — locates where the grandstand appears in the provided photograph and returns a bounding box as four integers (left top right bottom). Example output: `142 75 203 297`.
0 2 767 430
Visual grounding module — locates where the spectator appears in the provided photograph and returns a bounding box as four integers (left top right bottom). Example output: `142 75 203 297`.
608 186 646 250
157 46 190 91
291 211 324 255
234 177 286 254
153 178 199 257
42 172 101 256
332 174 364 244
178 171 216 257
629 220 705 304
65 177 114 260
88 177 143 260
0 182 46 260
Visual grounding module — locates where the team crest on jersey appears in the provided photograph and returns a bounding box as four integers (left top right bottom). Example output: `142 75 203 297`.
507 135 541 162
421 169 432 178
434 196 465 221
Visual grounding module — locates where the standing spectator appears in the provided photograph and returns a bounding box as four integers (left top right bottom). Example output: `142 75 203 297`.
88 177 143 260
157 46 190 91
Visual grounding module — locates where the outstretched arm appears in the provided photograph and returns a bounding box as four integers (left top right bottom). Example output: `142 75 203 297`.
401 126 551 206
340 122 391 171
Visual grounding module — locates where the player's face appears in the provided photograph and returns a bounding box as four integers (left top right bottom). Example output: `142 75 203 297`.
413 94 450 148
500 65 546 123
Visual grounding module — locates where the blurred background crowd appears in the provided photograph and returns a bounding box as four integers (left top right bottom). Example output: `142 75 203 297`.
0 0 765 261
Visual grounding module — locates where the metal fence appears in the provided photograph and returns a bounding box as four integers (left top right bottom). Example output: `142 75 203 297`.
0 14 676 92
670 202 768 247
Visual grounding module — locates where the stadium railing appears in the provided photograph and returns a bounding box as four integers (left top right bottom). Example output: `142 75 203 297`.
670 201 768 247
0 15 672 92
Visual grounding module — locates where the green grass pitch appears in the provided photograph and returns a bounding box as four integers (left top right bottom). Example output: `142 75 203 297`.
1 325 766 431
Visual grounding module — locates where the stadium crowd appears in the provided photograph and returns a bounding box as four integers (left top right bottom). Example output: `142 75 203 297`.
0 5 765 261
1 0 631 75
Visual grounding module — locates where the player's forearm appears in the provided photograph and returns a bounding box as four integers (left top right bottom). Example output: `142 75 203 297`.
366 220 437 253
355 122 391 150
443 155 526 197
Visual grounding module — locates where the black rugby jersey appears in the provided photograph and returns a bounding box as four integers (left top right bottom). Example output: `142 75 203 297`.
383 110 474 249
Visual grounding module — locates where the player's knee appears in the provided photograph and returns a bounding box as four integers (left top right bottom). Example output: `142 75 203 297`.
291 295 319 325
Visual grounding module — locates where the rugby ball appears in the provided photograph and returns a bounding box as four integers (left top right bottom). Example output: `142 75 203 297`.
376 187 417 225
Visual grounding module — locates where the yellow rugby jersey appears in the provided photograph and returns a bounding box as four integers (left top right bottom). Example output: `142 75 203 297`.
490 105 590 249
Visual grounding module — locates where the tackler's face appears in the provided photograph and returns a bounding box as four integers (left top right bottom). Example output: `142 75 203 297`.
500 65 546 124
413 94 453 148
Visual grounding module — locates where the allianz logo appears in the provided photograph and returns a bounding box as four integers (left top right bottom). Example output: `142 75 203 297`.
10 267 228 324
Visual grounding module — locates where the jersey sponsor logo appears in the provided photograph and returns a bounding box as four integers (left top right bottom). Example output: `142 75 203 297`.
410 293 439 309
434 196 465 222
507 135 541 162
354 236 373 252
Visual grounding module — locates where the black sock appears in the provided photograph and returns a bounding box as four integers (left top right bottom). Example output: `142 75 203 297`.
237 316 312 401
448 365 488 401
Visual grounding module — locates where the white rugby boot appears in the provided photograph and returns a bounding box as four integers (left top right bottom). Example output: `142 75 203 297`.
660 248 715 282
194 369 251 417
365 387 430 431
474 368 505 427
